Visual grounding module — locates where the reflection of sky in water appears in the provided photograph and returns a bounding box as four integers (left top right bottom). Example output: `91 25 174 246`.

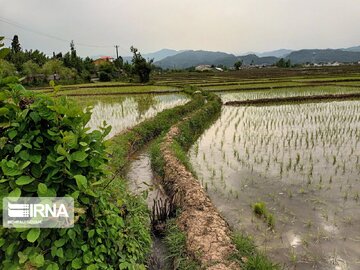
86 94 189 139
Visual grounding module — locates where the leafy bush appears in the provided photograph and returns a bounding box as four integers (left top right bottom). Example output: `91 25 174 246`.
0 82 151 269
0 59 17 77
99 71 111 82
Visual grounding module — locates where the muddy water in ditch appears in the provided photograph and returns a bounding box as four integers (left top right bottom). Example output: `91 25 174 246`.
189 102 360 270
126 149 170 269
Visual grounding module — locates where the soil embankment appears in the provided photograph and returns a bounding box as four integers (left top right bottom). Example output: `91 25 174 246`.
160 126 240 270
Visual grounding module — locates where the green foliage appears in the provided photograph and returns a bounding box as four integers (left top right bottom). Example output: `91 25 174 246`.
252 202 275 229
234 60 243 70
42 59 76 82
230 233 279 270
244 254 279 270
113 57 123 69
276 58 291 68
22 60 41 77
170 141 196 177
0 59 17 78
0 36 10 59
11 35 21 54
49 80 61 95
149 92 222 268
174 93 222 150
3 36 96 85
98 62 115 82
253 202 266 216
110 94 204 175
149 137 165 178
164 219 200 270
0 85 151 269
99 71 112 82
130 46 153 83
63 41 84 73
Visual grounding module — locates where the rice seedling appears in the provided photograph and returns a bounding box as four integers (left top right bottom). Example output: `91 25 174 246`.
187 98 360 269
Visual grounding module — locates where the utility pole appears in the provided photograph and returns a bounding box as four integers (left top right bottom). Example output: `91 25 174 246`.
115 45 119 59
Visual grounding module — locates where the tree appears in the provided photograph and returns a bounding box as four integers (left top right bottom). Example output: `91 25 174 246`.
22 60 40 75
130 46 153 83
64 41 83 73
11 35 21 53
0 36 10 59
0 59 17 77
276 58 291 68
42 59 75 81
24 49 48 66
22 60 41 84
234 60 243 70
114 56 123 69
6 36 25 71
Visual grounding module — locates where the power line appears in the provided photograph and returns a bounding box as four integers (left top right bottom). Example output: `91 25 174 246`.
0 16 129 52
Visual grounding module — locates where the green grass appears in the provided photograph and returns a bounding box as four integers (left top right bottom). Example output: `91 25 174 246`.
164 219 200 270
49 85 179 95
170 140 197 177
230 234 280 270
107 94 204 174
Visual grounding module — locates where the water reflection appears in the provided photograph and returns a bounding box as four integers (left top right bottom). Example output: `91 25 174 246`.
86 94 189 139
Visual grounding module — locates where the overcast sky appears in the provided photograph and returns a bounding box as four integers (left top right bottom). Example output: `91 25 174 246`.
1 0 360 58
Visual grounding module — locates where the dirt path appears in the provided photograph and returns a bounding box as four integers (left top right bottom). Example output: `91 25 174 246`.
160 126 240 270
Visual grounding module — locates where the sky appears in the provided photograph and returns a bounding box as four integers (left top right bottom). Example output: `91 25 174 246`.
1 0 360 58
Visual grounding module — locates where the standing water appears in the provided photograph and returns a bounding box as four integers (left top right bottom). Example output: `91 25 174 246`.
126 149 171 269
189 101 360 270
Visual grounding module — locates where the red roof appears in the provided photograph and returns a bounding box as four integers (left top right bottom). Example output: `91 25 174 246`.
100 56 113 60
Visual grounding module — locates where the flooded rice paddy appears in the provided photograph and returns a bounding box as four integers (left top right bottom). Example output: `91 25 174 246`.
83 94 189 138
189 101 360 269
217 86 360 103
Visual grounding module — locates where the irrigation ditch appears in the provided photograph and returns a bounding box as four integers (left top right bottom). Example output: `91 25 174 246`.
105 90 245 269
105 88 283 269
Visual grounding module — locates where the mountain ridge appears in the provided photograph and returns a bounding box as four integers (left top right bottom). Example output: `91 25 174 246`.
153 46 360 69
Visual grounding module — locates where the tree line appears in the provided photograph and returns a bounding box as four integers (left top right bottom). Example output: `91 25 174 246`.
0 35 154 85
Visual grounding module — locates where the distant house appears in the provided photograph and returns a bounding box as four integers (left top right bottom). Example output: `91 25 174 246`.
93 56 114 66
195 65 212 72
47 73 60 81
215 67 224 72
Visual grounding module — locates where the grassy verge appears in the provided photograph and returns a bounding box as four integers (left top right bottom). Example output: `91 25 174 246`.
106 93 204 174
99 91 205 268
163 219 200 270
150 91 279 269
229 234 280 270
50 85 179 96
149 92 224 268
